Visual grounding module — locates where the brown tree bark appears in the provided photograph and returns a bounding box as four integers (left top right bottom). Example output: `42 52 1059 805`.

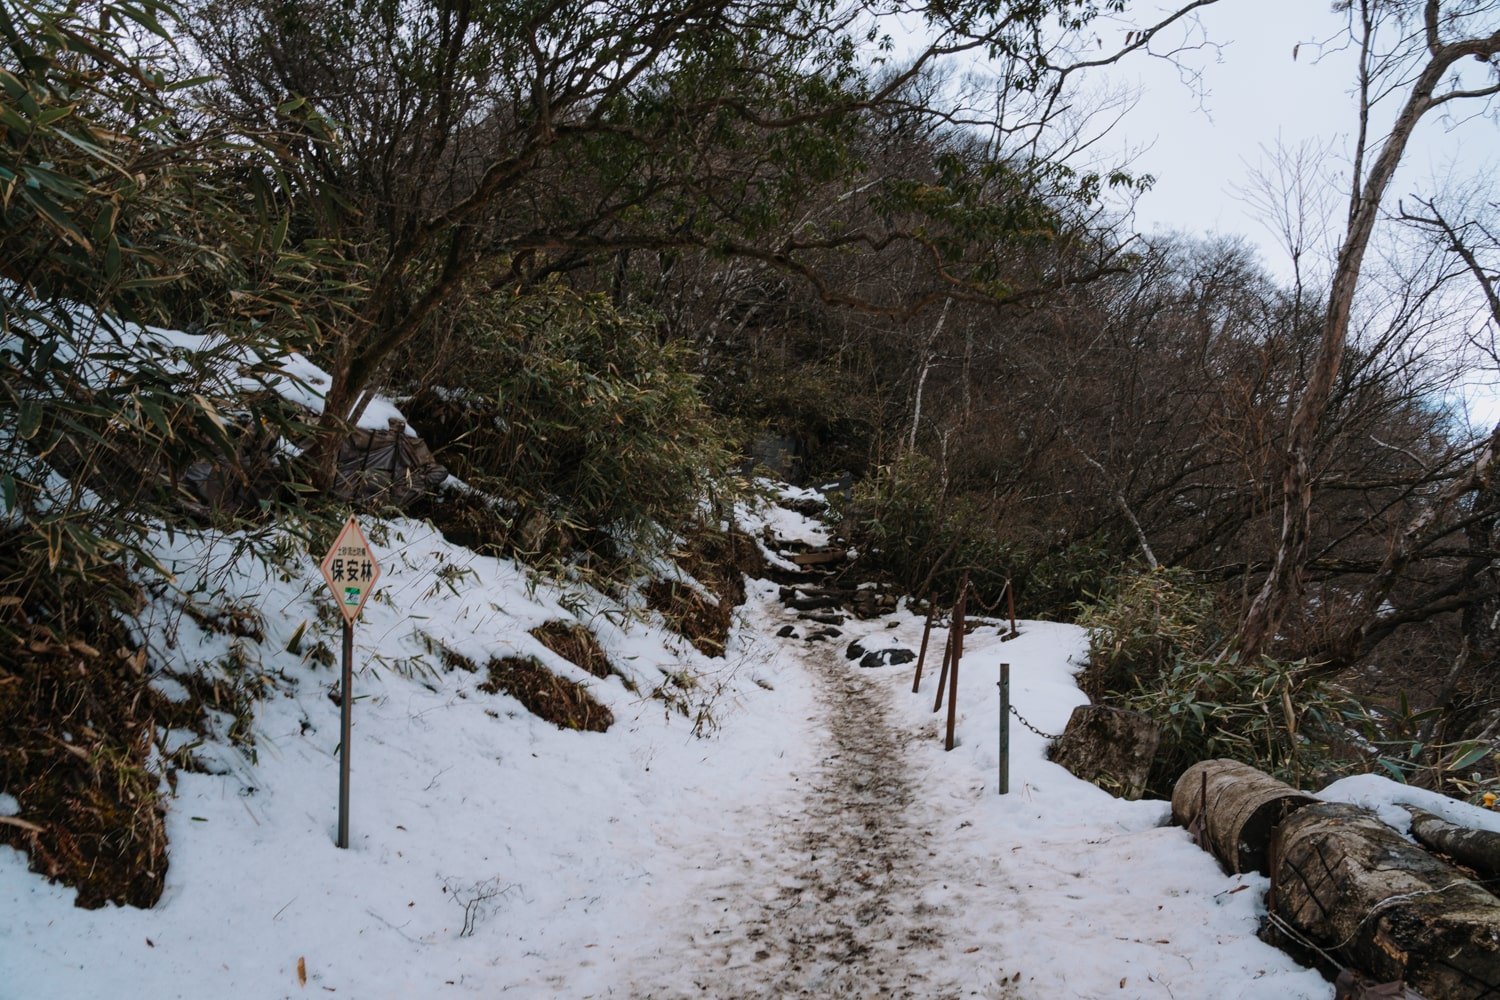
1239 2 1500 656
1271 802 1500 999
1170 758 1315 874
1050 705 1161 801
1407 807 1500 883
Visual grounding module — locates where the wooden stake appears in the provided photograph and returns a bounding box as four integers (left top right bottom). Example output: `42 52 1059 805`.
912 594 937 693
1006 579 1019 640
945 575 968 750
932 626 954 713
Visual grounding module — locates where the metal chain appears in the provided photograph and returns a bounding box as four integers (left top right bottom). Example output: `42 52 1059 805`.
970 578 1014 616
1008 704 1062 741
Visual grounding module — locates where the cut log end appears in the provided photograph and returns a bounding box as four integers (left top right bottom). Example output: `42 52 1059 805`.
1050 705 1160 801
1272 802 1500 1000
1171 759 1316 875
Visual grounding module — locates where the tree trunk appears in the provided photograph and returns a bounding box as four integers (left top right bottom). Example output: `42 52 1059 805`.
907 298 950 452
1271 802 1500 1000
1239 11 1500 656
1170 759 1316 875
1407 807 1500 883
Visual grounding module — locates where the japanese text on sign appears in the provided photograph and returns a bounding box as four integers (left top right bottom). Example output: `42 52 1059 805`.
318 518 382 623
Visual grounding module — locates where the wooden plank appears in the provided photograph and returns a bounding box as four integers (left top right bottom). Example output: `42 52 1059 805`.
789 549 846 566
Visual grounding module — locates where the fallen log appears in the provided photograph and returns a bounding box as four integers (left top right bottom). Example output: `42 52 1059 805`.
1407 807 1500 882
1271 802 1500 1000
1171 759 1316 875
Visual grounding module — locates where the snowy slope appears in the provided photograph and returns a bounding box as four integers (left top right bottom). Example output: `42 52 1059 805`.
0 497 1337 999
1 293 416 434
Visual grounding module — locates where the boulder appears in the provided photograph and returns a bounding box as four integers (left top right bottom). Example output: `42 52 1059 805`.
1049 704 1160 800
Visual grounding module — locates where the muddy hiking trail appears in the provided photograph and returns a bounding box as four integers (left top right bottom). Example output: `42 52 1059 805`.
625 603 1024 1000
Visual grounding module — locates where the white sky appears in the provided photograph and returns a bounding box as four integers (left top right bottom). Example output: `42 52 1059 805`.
1089 0 1500 428
882 2 1497 420
1112 1 1361 255
1108 2 1496 261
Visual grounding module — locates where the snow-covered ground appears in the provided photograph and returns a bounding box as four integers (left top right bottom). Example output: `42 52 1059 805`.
10 300 1496 999
20 488 1495 998
0 492 1341 1000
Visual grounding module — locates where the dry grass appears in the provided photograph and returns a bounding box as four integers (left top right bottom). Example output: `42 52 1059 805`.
0 604 171 909
530 621 634 691
479 656 613 733
416 487 514 556
0 577 280 910
646 523 763 658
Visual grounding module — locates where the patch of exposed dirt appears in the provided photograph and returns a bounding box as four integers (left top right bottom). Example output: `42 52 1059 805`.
703 648 959 998
0 604 170 909
626 608 1014 999
647 522 764 657
645 580 729 657
479 655 613 733
414 486 514 556
434 643 479 673
531 620 634 691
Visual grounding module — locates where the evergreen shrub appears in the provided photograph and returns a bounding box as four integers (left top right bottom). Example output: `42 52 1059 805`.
407 288 734 552
1077 568 1352 795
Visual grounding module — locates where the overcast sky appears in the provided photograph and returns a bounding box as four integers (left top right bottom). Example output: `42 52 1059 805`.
884 1 1500 424
1105 1 1496 269
1094 0 1500 427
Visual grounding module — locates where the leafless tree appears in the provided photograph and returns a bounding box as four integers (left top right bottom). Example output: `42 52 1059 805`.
1239 0 1500 655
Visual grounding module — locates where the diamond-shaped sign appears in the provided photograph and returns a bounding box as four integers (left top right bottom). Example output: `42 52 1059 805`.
319 517 382 623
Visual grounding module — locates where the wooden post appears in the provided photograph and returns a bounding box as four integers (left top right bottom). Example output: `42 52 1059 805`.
912 594 937 693
1006 579 1019 640
999 663 1010 793
945 574 968 750
932 627 954 713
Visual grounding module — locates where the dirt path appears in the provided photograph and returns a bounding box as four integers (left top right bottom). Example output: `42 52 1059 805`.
723 640 958 998
628 613 1010 999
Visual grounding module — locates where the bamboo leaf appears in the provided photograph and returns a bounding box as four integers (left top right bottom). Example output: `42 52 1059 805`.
17 399 42 440
1376 758 1409 783
113 1 169 41
104 233 121 278
1447 742 1493 772
138 395 172 439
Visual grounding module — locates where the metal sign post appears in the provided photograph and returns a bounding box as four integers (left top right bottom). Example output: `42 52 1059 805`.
339 620 353 847
998 662 1011 795
317 517 382 849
